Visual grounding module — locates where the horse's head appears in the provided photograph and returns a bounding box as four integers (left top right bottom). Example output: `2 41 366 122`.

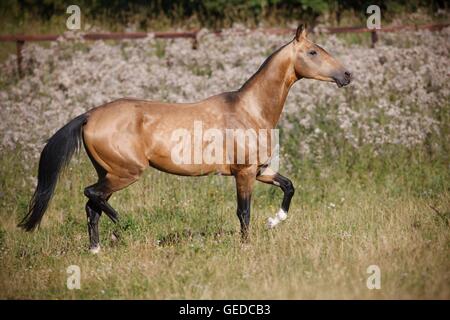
292 24 351 87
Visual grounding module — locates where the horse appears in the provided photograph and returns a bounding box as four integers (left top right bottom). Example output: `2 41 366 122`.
18 24 351 253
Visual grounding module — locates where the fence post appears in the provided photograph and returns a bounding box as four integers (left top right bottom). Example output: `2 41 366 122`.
370 30 378 48
16 39 24 78
192 36 198 50
192 33 199 50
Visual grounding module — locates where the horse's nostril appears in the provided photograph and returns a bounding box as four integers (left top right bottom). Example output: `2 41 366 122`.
344 71 351 78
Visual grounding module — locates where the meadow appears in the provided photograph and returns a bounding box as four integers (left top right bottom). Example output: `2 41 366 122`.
0 26 449 299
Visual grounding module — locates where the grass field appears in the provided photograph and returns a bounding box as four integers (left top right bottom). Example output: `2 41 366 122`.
0 146 449 299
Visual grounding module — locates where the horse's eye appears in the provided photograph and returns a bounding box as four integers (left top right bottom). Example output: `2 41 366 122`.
308 50 317 56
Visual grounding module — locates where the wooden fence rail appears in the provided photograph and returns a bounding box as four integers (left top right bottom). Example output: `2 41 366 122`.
0 23 448 77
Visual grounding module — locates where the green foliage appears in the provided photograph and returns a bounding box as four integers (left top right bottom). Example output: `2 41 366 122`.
0 0 445 31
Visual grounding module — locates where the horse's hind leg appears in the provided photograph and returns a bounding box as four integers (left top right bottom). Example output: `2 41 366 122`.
86 199 102 253
84 178 119 224
84 174 139 253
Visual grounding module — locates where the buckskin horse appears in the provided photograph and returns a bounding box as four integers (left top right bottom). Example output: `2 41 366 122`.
19 25 351 253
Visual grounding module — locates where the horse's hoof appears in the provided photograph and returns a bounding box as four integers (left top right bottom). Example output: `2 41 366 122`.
89 245 101 254
277 209 287 221
111 231 119 242
267 217 279 229
267 209 287 229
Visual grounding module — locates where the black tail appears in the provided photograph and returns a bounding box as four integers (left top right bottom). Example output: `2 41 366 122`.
18 114 88 231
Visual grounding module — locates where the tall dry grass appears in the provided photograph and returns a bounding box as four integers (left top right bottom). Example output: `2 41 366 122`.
0 149 448 299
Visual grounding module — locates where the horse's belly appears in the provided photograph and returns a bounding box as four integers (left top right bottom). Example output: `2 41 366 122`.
148 155 231 176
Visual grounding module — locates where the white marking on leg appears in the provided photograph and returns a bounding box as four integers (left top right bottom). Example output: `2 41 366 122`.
267 208 287 229
277 208 287 221
89 245 100 254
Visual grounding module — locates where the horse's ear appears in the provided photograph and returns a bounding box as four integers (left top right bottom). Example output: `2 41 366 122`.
295 24 307 41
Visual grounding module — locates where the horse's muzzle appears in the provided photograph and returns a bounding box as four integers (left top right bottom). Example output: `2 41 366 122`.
334 71 352 87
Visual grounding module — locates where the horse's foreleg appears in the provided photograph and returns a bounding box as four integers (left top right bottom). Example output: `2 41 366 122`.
257 169 295 228
234 167 257 241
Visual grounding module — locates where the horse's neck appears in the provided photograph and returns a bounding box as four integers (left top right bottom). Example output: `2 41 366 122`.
237 42 298 129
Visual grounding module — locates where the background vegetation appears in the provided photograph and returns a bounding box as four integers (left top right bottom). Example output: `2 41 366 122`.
1 0 448 31
0 0 448 62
